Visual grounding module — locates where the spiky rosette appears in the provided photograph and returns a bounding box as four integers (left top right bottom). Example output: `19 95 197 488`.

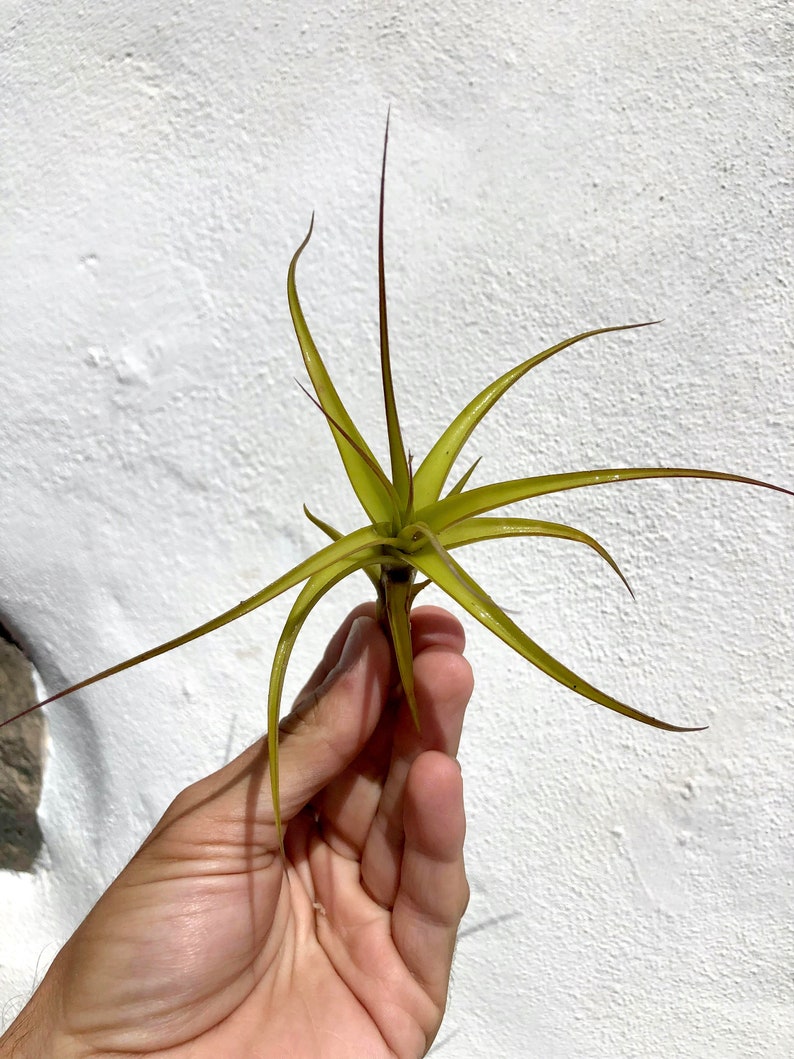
3 116 791 850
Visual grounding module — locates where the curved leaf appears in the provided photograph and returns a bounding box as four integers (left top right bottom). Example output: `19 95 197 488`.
407 547 704 732
303 504 344 542
304 505 382 592
439 516 633 597
287 219 396 523
298 381 401 512
421 467 794 533
268 554 378 852
0 525 393 728
413 323 657 507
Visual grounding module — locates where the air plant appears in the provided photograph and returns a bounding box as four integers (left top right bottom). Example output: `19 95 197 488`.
2 118 791 850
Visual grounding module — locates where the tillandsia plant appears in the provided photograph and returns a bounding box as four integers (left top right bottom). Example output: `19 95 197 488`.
2 118 792 850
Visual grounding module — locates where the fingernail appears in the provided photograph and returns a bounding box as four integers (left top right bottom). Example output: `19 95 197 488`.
333 616 369 677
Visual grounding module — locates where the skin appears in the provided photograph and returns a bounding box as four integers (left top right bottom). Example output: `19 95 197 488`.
0 605 473 1059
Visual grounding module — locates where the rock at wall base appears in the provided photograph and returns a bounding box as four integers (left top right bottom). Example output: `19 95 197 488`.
0 638 45 872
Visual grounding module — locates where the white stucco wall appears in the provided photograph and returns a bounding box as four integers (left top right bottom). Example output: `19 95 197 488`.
1 2 792 1055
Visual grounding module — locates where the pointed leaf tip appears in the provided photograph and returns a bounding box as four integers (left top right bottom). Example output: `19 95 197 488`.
414 322 660 507
287 231 396 522
377 110 411 505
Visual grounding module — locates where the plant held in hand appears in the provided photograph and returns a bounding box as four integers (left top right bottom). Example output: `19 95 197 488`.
3 119 791 846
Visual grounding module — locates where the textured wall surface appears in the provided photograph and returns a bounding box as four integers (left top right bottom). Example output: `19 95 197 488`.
1 1 792 1054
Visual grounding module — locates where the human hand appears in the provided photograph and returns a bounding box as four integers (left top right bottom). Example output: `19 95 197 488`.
1 605 473 1059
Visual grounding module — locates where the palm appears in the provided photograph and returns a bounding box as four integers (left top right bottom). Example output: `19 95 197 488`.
39 607 471 1059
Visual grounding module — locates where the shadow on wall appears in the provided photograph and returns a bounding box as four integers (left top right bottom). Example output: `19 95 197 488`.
0 621 45 872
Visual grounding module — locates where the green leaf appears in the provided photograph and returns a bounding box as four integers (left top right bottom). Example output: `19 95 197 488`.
381 570 419 726
407 521 496 608
0 525 393 728
421 467 794 533
408 546 704 732
303 504 344 542
439 516 634 597
413 323 657 508
446 457 482 497
298 381 401 512
287 219 396 524
377 110 411 507
303 504 382 593
268 554 378 852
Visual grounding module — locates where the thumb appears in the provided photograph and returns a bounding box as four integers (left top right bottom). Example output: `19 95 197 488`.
275 614 393 825
141 615 393 861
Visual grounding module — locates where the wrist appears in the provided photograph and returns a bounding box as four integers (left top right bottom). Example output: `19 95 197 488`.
0 967 82 1059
